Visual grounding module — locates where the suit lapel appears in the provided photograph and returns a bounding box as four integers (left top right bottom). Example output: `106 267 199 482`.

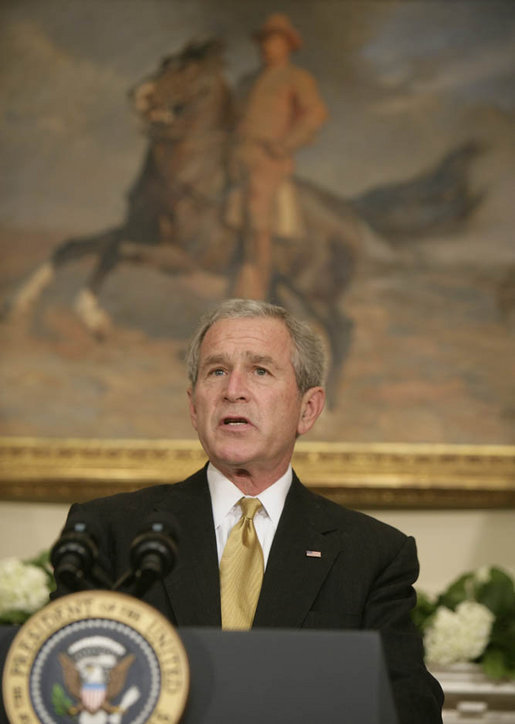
155 469 221 626
152 470 343 628
253 475 342 628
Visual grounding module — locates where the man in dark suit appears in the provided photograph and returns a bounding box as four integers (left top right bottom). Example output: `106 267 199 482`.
56 298 443 723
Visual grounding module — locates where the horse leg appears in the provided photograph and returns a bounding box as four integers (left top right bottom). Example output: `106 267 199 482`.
302 299 354 409
322 238 356 408
3 261 55 320
324 307 354 410
3 228 122 323
73 232 123 338
275 234 356 408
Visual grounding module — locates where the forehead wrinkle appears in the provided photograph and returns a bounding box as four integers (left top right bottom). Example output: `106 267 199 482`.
248 352 277 365
199 353 228 370
200 350 283 370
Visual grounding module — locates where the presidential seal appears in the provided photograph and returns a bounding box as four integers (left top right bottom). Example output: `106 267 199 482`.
2 590 189 723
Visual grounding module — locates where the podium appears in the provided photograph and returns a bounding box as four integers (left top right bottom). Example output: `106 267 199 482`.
1 625 399 723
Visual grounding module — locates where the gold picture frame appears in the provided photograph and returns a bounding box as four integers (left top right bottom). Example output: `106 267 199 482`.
1 437 514 509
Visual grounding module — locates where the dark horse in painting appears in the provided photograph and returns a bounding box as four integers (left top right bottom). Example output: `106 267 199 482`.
5 40 483 405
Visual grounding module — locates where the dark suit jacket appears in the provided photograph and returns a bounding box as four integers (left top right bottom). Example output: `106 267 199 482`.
55 466 443 723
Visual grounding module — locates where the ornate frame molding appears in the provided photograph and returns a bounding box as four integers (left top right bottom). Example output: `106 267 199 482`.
1 437 514 508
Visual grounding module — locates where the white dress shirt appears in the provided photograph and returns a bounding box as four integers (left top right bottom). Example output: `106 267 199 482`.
207 462 292 568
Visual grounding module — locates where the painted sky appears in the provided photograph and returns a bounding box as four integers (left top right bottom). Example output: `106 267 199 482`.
1 0 514 230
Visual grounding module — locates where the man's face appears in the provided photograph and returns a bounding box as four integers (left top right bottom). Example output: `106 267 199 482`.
188 317 324 488
259 32 292 66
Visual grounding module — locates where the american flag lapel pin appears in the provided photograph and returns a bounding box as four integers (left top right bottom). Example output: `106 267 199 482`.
305 550 322 558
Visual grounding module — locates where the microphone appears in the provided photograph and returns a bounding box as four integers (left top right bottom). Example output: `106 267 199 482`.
115 512 179 597
51 519 112 592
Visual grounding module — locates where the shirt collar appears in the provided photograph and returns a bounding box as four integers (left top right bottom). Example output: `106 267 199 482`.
207 462 292 528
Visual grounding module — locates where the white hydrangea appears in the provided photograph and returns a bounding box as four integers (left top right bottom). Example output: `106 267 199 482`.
424 600 495 667
0 558 50 615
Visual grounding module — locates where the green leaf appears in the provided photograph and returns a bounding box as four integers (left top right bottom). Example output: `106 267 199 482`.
0 610 31 625
481 648 509 680
412 591 437 630
52 683 74 717
476 568 515 618
438 573 475 610
25 550 51 569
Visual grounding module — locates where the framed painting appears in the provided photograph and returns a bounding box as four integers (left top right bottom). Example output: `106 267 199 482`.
1 0 514 506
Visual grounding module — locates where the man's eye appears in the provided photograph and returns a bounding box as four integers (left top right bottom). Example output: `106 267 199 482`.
209 368 225 376
255 367 269 376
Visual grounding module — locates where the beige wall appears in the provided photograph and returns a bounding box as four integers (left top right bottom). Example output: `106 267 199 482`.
368 509 515 594
0 502 513 595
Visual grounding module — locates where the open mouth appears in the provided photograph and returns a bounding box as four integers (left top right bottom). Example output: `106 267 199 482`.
222 417 249 426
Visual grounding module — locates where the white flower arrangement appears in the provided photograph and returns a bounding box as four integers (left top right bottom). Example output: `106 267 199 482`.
424 600 494 667
0 552 54 624
413 567 515 680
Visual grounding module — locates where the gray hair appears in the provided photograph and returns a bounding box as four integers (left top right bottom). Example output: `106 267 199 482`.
186 299 326 393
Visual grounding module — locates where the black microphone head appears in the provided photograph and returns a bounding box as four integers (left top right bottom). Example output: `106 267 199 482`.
50 519 99 589
130 511 179 585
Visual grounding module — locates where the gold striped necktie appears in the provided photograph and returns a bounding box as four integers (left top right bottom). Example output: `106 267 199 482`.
220 497 264 630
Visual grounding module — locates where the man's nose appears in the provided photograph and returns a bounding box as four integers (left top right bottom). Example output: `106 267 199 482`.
224 370 249 401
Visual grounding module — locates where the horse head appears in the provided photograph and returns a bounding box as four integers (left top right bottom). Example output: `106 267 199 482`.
129 39 233 142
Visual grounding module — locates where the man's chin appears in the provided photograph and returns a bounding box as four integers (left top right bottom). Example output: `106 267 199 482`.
214 452 253 469
210 443 257 471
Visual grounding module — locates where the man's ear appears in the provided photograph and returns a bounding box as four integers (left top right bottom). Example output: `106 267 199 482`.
187 387 198 431
297 386 325 436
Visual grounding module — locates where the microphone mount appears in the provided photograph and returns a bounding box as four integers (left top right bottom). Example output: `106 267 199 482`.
51 513 179 599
